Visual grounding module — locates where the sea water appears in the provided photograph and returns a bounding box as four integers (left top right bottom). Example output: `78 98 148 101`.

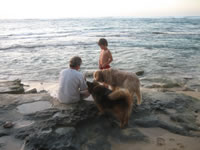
0 17 200 88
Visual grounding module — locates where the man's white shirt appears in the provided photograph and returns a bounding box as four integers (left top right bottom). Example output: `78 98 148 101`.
58 68 87 104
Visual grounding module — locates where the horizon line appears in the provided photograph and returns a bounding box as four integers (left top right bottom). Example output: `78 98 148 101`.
0 15 200 20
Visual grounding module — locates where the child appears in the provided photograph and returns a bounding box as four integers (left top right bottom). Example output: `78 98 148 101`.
98 38 113 70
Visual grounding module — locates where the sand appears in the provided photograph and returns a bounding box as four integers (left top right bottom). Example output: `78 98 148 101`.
110 127 200 150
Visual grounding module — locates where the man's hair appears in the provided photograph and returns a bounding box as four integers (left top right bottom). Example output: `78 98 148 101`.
69 56 82 68
98 38 108 46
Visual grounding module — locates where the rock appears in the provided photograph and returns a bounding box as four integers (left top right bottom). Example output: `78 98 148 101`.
3 121 14 128
0 79 24 94
146 82 180 88
1 86 200 150
120 128 147 141
25 88 37 94
136 70 144 76
39 90 48 93
182 86 195 91
0 132 9 137
55 127 76 135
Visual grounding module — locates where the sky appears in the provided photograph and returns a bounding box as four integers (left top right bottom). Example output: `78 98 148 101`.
0 0 200 19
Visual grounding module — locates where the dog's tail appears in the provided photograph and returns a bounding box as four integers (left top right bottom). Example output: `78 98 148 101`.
135 85 142 105
108 89 128 100
108 89 133 106
109 89 133 124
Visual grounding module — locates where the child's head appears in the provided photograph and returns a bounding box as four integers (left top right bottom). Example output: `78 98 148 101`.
98 38 108 49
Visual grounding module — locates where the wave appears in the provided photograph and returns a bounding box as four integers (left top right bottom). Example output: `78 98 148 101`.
152 32 200 35
0 42 95 51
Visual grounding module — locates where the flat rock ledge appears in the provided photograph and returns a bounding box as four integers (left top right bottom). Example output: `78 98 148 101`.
0 79 24 94
0 81 200 150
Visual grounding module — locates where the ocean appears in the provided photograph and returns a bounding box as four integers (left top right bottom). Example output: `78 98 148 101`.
0 17 200 89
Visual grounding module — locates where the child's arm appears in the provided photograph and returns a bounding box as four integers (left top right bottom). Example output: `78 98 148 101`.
102 50 113 67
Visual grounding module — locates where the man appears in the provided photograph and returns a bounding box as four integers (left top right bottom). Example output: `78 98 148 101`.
57 56 90 104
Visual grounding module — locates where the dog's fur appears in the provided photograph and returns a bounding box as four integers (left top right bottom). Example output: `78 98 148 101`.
87 81 133 128
93 68 142 105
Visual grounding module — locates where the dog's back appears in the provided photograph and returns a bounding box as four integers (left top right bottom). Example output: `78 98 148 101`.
101 69 142 105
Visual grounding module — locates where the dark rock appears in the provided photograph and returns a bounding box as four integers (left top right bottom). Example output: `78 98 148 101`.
136 70 144 76
0 132 9 137
1 88 200 150
146 82 180 88
3 121 14 128
25 88 37 94
0 79 24 94
39 90 48 93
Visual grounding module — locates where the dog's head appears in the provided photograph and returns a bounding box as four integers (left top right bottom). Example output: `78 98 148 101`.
86 81 99 94
93 70 104 82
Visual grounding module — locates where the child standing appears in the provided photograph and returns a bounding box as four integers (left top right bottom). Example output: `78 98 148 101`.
98 38 113 70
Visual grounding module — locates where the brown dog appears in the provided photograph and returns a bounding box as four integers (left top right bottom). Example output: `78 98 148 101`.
87 81 133 128
94 68 142 105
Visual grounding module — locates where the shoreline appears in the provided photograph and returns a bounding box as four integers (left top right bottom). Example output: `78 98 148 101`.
22 80 200 100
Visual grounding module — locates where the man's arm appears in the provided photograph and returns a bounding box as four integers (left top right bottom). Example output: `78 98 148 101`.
80 75 90 99
80 90 90 99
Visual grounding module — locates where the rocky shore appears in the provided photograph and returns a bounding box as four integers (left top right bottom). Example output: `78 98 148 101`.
0 80 200 150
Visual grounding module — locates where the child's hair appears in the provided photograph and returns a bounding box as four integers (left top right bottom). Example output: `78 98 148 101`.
98 38 108 46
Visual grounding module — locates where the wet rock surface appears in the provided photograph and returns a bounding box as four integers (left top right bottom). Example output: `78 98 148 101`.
0 80 24 94
0 81 200 150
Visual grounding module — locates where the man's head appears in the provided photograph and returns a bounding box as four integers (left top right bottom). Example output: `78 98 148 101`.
98 38 108 50
69 56 82 70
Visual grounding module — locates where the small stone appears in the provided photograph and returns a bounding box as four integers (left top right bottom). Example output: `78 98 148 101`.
157 137 165 146
183 76 193 80
136 70 144 76
25 88 37 94
39 90 48 93
3 121 14 128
